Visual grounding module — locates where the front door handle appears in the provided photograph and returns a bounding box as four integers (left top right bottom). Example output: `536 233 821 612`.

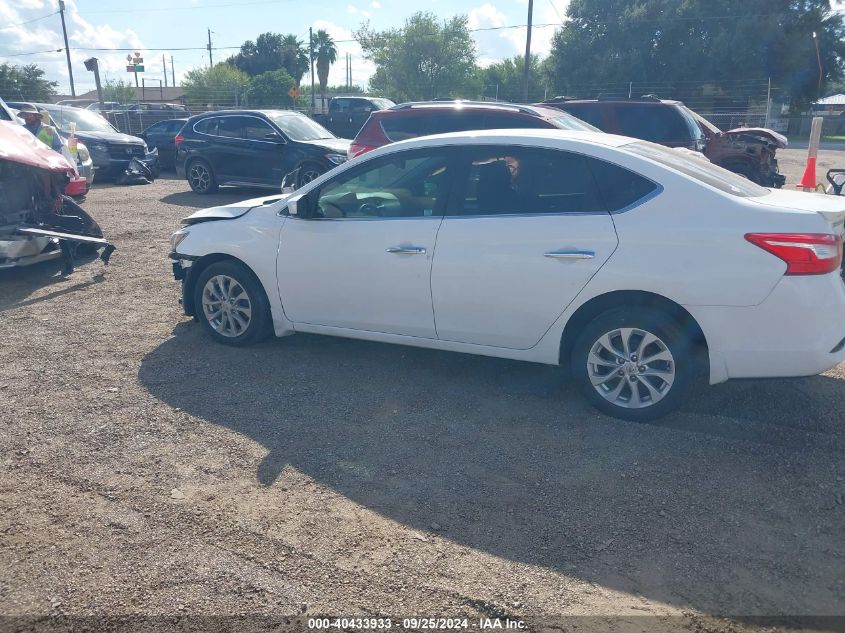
543 250 595 260
386 246 426 255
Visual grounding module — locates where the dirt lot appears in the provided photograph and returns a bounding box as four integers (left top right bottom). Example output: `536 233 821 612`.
1 149 844 633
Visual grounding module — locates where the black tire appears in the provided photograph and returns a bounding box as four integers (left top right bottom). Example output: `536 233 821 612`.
193 260 272 346
571 307 697 422
296 162 324 188
186 159 218 194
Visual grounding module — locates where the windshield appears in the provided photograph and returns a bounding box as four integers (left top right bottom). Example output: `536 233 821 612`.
551 112 600 132
42 106 118 133
683 106 721 135
268 113 334 141
624 141 770 197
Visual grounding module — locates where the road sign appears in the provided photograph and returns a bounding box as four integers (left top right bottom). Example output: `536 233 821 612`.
288 86 300 98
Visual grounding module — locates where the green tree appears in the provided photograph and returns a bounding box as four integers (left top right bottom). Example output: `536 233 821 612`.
0 63 57 101
355 11 477 101
182 63 250 107
281 35 309 86
314 30 338 103
228 32 285 77
478 55 546 103
102 78 136 103
546 0 845 107
245 68 296 107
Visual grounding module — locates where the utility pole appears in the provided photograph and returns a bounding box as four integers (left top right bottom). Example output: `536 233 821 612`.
83 58 103 109
163 54 168 87
58 0 75 97
207 28 214 67
522 0 534 103
171 56 176 87
309 27 315 114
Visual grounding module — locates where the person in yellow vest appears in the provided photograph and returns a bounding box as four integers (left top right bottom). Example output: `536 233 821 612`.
18 103 64 152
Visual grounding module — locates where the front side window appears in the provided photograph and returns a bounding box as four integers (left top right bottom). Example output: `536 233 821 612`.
243 117 276 140
455 146 605 216
312 150 454 219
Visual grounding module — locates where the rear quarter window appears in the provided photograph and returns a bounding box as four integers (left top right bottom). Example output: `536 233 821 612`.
587 158 659 211
193 118 218 135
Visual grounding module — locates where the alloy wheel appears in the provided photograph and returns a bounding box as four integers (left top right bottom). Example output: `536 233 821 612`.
201 274 252 338
189 163 211 192
586 327 676 409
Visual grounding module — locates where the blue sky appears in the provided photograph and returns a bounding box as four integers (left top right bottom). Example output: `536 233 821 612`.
0 0 569 94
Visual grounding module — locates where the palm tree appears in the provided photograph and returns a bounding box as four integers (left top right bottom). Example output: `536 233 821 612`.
281 34 309 86
314 30 338 105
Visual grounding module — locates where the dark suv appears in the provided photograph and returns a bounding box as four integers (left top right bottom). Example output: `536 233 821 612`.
349 101 597 158
545 97 786 187
175 110 350 193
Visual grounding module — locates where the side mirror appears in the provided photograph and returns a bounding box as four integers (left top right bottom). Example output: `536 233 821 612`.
287 193 305 216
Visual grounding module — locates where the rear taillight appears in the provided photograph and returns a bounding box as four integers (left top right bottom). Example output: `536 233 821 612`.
348 142 375 159
174 134 184 146
745 233 843 275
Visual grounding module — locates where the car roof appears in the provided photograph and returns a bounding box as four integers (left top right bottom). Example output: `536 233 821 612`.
369 129 634 156
189 109 305 120
386 100 565 118
546 98 683 106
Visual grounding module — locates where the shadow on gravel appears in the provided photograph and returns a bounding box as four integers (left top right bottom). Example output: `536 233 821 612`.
0 255 104 312
160 188 270 209
139 323 845 617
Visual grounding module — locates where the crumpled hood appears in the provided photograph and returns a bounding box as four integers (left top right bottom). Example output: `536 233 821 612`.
298 137 352 154
181 193 290 225
725 127 788 149
0 120 74 172
74 130 146 145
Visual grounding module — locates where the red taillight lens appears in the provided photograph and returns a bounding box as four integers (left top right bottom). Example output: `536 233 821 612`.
745 233 843 275
348 143 375 159
174 134 184 146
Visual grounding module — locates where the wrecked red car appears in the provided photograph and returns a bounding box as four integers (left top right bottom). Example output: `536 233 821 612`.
0 120 114 272
543 97 787 188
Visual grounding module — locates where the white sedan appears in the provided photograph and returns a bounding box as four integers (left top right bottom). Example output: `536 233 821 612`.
169 130 845 421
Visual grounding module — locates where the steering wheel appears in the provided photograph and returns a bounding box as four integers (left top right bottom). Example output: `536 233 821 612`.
357 198 386 217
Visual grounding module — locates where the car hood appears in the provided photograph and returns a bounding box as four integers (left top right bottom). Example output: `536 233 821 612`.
298 137 352 153
74 130 145 145
181 193 290 225
724 127 788 148
0 120 74 172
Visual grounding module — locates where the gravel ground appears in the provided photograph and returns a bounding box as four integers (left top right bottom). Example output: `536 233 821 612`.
1 149 844 633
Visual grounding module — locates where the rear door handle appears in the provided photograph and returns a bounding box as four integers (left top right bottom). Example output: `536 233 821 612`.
543 250 595 260
386 246 426 254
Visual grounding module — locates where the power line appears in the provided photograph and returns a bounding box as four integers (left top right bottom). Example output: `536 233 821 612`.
1 48 64 57
0 10 59 30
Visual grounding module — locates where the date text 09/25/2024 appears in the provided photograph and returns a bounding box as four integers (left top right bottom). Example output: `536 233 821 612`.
307 617 527 630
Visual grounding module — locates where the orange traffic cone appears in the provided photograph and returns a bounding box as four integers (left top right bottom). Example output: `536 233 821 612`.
797 156 817 190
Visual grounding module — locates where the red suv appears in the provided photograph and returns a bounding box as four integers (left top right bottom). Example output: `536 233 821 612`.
348 101 597 159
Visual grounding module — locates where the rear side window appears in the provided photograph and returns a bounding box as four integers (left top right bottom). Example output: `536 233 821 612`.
615 105 692 143
483 114 551 130
455 146 605 216
587 158 659 211
218 117 244 139
553 104 607 130
193 118 218 135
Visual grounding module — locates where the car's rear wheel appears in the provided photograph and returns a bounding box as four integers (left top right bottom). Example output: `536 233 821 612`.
187 159 218 194
297 162 324 188
571 307 696 421
194 260 271 346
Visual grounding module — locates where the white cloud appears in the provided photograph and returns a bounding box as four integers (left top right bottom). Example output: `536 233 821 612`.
468 1 568 66
0 0 156 94
370 0 381 8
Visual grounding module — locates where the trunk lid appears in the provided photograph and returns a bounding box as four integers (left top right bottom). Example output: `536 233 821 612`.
750 189 845 238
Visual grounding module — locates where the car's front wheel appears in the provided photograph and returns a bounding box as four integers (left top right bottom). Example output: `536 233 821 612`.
194 260 271 346
571 307 696 421
297 162 324 188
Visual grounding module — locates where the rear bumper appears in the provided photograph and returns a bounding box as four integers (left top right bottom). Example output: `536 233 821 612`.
688 274 845 383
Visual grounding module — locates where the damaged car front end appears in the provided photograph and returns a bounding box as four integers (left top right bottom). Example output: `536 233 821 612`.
0 121 115 273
